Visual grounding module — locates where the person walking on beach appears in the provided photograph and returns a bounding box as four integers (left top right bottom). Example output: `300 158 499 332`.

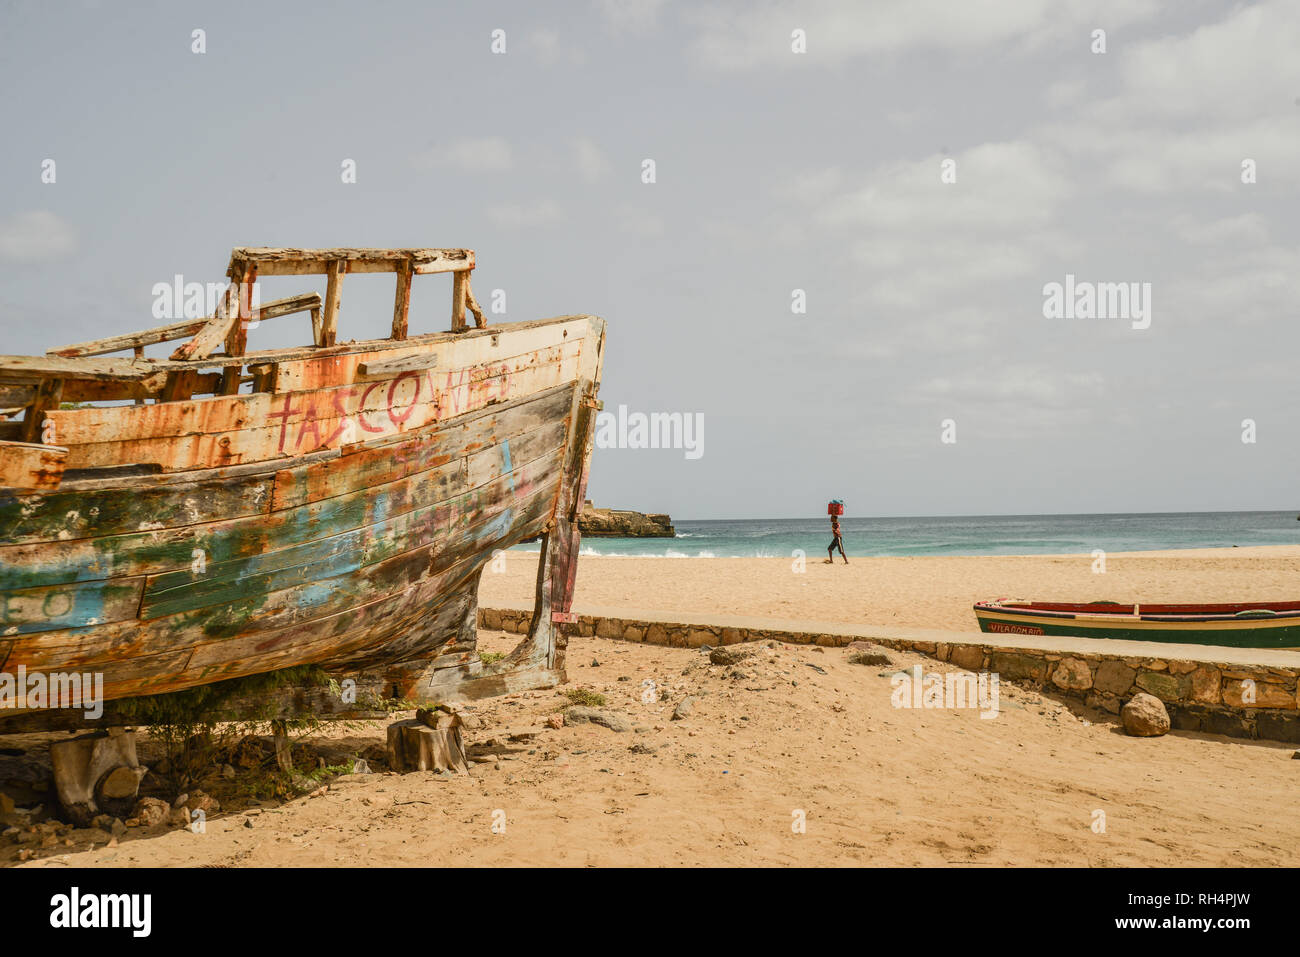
825 515 848 564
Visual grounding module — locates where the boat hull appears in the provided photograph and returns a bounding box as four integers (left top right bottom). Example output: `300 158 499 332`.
0 314 604 722
974 601 1300 650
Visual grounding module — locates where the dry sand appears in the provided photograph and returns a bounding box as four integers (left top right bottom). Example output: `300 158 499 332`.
482 545 1300 632
12 547 1300 868
19 629 1299 868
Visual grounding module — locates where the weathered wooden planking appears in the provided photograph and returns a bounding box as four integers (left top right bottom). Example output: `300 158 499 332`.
319 259 343 347
54 346 582 471
0 441 68 492
0 428 563 629
59 373 222 404
44 291 325 360
0 471 275 546
0 386 572 550
181 559 484 678
2 481 558 686
0 453 464 589
229 247 474 276
136 313 595 372
0 577 144 636
140 453 561 620
0 384 37 409
271 383 574 509
20 377 62 444
391 260 412 340
263 316 592 391
0 355 171 383
5 534 471 671
3 452 557 643
0 303 599 712
46 336 582 446
50 317 201 358
357 352 440 376
169 280 239 362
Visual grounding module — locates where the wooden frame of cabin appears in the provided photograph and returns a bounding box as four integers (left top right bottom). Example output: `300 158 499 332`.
0 247 604 733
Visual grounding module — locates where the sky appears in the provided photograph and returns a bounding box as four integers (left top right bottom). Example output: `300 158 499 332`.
1 0 1297 519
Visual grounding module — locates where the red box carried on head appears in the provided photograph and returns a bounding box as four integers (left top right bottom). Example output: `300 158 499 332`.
827 500 844 516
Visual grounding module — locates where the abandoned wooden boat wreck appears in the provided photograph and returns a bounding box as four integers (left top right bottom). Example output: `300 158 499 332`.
0 247 604 730
974 599 1300 649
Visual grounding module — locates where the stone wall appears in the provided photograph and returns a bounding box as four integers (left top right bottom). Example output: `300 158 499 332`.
480 605 1300 744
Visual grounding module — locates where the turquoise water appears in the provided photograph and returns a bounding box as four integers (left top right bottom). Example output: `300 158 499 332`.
512 511 1300 558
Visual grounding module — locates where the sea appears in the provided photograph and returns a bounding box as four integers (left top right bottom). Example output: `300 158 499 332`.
510 511 1300 558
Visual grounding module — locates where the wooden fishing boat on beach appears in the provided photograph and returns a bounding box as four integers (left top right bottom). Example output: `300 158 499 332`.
974 599 1300 650
0 246 604 728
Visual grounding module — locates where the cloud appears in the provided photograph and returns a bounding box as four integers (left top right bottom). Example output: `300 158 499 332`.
1172 213 1270 247
1047 0 1300 192
593 0 669 32
487 200 565 228
575 136 612 182
1160 244 1300 326
812 141 1075 308
918 366 1105 407
687 0 1165 70
0 210 76 263
1109 0 1300 124
820 141 1067 232
1042 78 1087 110
913 366 1109 437
1054 115 1300 194
530 28 586 66
413 136 512 172
615 202 664 237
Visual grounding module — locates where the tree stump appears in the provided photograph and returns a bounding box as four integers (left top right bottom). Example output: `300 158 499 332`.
386 709 468 774
49 728 147 826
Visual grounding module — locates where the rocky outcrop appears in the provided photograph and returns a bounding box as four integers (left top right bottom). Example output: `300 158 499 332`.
577 501 675 538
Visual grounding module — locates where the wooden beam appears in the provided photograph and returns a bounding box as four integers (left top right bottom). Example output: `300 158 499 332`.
229 247 473 277
222 264 255 395
50 318 209 358
249 363 277 393
392 259 412 340
159 370 196 403
321 259 344 347
0 384 36 409
0 440 68 491
258 292 322 321
465 277 485 329
451 270 468 333
48 292 324 363
21 377 62 444
169 282 239 361
60 373 217 404
357 352 439 376
0 355 167 382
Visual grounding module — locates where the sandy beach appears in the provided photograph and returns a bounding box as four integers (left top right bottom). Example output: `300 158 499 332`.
7 546 1297 869
481 545 1300 633
16 626 1299 868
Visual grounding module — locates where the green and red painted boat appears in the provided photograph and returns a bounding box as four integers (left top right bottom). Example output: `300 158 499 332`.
0 246 605 729
973 599 1300 650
